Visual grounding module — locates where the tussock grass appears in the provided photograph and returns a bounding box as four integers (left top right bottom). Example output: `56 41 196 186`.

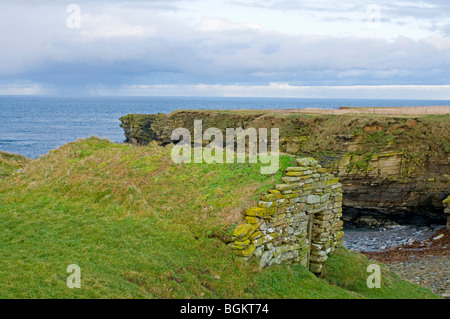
0 151 31 178
0 137 439 298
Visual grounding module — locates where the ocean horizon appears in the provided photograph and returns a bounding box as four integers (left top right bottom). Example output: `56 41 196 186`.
1 95 450 159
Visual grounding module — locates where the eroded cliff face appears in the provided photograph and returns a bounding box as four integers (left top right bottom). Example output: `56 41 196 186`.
119 110 450 226
333 147 449 227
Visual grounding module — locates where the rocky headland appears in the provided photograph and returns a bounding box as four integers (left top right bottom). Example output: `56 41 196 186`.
120 107 450 228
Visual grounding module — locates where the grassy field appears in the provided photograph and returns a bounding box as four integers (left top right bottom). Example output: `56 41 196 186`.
0 137 439 298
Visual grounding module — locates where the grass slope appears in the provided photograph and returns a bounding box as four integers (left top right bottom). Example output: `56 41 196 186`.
0 151 31 178
0 138 439 298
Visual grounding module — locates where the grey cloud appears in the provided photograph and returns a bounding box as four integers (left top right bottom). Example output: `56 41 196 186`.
439 24 450 36
229 0 450 16
1 1 450 95
227 0 363 12
6 27 450 92
229 0 450 32
35 30 450 87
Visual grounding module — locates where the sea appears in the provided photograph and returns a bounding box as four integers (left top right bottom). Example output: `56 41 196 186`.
1 95 449 159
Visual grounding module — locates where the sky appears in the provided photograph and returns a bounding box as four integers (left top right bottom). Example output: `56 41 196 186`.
1 0 450 99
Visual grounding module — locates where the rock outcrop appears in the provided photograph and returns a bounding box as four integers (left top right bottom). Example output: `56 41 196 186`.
334 150 449 227
120 110 450 226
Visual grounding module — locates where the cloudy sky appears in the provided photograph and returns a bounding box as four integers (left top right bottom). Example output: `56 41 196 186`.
1 0 450 98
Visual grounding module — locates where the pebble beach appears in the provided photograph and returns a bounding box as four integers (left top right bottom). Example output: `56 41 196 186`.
344 226 449 297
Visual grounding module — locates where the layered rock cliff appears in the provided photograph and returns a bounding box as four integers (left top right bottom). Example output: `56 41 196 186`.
120 109 450 227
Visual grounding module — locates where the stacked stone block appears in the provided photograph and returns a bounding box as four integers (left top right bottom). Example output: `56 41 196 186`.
444 196 450 230
229 157 344 274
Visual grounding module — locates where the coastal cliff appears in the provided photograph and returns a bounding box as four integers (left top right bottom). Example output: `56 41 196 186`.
120 109 450 226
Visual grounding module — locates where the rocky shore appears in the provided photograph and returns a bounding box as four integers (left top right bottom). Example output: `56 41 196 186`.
345 227 449 297
343 224 445 252
387 256 449 297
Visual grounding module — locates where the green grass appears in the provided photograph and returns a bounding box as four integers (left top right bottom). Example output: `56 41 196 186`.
0 137 440 298
322 248 437 299
0 151 30 178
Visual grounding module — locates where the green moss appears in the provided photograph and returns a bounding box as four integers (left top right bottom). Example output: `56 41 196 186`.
443 196 450 205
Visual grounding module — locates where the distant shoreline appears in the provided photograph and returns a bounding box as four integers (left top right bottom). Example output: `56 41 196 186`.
233 106 450 116
1 96 449 159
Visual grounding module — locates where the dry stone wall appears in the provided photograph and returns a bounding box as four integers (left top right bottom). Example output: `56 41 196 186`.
229 157 344 274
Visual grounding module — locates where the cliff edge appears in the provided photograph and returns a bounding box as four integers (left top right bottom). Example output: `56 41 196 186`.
120 108 450 227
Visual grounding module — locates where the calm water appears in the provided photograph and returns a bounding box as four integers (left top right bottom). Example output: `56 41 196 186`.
1 95 449 158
